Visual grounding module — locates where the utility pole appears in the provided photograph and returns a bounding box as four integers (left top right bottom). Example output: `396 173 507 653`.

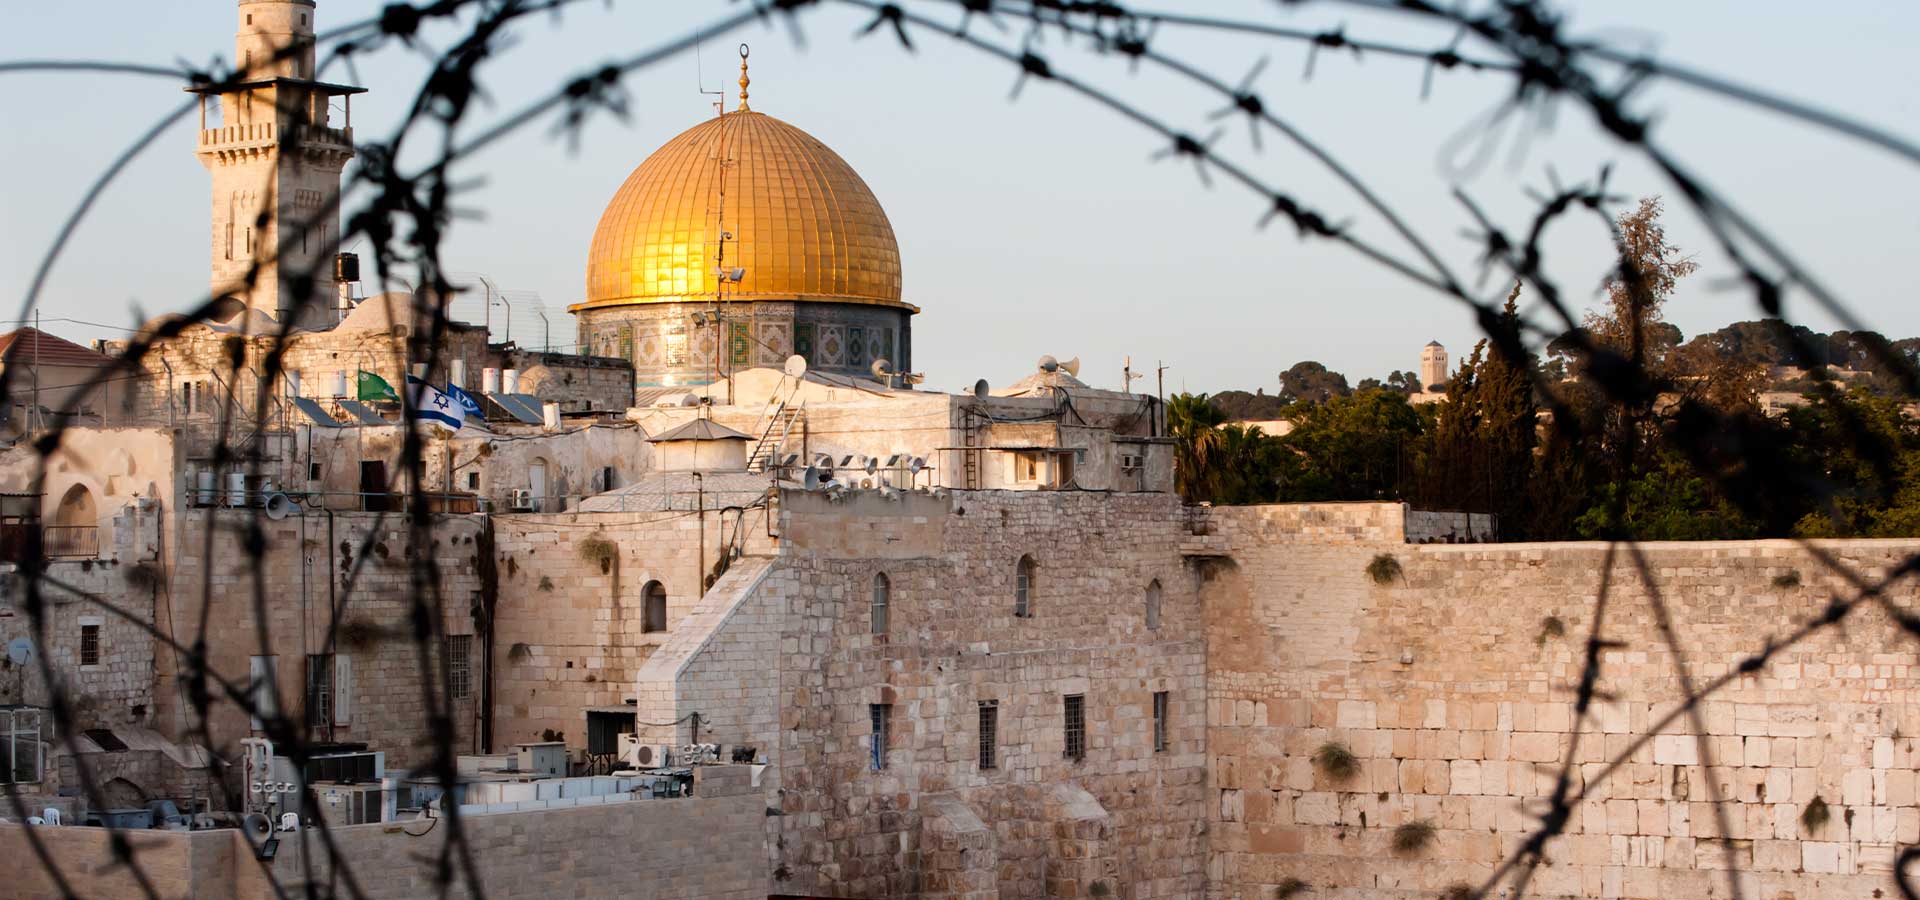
1155 361 1169 437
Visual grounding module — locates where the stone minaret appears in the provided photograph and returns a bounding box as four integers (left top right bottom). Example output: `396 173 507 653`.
1420 341 1448 391
195 0 361 328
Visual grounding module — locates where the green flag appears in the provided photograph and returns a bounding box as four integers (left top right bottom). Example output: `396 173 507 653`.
356 370 397 402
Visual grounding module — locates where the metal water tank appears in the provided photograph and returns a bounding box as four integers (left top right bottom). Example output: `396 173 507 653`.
501 369 520 394
481 368 501 394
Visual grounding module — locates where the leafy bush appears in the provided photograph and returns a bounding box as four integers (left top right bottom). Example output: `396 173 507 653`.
1312 741 1361 782
1801 795 1831 833
1366 553 1402 585
1275 877 1310 898
1391 819 1437 856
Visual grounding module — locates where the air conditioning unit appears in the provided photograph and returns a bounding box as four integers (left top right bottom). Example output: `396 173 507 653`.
509 489 535 512
310 782 387 827
1120 454 1145 472
621 735 674 769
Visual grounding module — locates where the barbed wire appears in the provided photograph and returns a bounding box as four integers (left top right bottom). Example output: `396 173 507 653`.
3 0 1918 897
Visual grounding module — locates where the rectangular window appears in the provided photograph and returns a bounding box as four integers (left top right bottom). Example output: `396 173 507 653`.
0 709 42 784
467 471 480 490
447 635 472 701
869 703 891 772
1063 694 1086 761
309 462 323 481
1016 451 1043 484
307 654 334 728
978 701 998 771
79 624 100 667
1153 690 1169 753
249 654 278 731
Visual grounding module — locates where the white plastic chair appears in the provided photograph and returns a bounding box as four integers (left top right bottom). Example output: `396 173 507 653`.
40 808 60 826
26 817 43 826
278 812 300 832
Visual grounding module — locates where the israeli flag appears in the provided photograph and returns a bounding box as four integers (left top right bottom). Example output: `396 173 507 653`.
445 382 484 420
405 375 464 432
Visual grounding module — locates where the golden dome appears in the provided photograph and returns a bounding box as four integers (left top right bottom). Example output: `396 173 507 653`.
577 108 909 312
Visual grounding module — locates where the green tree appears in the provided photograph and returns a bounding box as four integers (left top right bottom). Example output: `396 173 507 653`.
1275 389 1427 501
1278 361 1352 405
1167 392 1227 502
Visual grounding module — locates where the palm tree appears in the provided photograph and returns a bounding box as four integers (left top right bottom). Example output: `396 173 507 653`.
1167 393 1227 501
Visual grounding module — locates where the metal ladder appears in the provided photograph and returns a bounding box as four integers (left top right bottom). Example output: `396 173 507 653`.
746 404 803 473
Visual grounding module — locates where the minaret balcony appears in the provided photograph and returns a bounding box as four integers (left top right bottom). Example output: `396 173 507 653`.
197 123 354 162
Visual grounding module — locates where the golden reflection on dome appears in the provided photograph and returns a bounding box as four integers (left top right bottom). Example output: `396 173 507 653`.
577 106 908 312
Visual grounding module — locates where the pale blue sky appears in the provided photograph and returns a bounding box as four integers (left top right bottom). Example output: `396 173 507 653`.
3 1 1916 394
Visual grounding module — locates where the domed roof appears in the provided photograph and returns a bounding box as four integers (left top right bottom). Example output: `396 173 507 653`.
577 108 908 312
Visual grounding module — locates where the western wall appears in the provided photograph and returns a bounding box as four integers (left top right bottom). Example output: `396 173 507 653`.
1204 502 1920 899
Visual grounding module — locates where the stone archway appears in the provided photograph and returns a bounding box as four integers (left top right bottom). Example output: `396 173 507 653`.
53 483 96 528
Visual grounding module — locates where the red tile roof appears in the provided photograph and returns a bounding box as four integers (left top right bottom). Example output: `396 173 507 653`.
0 327 115 368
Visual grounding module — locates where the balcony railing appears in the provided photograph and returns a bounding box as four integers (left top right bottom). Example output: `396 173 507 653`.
42 526 98 559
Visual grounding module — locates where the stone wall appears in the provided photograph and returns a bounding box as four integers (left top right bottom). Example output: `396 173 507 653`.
274 765 769 899
491 509 772 750
156 510 486 770
766 489 1210 899
0 766 766 900
1205 502 1920 900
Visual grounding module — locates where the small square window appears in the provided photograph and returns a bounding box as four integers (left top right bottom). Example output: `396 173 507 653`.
467 471 480 490
309 462 323 481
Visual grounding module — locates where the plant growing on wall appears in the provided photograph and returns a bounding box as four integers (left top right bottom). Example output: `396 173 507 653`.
1802 795 1831 833
1439 884 1473 900
578 534 619 573
1391 819 1437 856
1536 615 1566 645
1275 877 1310 898
340 618 383 650
1365 553 1402 585
1773 569 1802 589
1312 742 1361 783
507 642 532 663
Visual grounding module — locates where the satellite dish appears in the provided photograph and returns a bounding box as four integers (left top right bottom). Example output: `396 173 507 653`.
802 466 822 490
1061 357 1081 378
783 355 808 379
870 358 892 379
1038 355 1059 372
6 637 33 666
863 456 879 475
972 379 990 400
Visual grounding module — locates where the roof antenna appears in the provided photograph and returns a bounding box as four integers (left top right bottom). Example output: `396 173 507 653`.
697 40 724 117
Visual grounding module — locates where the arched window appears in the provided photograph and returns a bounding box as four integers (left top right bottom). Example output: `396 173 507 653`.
1014 555 1036 618
871 572 890 635
642 581 667 633
1145 579 1163 631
